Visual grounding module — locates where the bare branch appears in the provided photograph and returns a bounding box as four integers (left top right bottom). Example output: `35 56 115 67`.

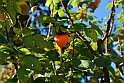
102 0 115 41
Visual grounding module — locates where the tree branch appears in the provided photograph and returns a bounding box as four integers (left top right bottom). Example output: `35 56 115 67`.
102 0 115 41
60 0 98 57
51 61 57 75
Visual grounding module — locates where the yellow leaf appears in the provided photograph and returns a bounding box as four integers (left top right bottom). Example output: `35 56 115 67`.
76 8 87 19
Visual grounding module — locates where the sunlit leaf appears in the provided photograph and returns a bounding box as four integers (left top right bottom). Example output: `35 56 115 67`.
72 59 93 69
45 0 52 7
76 8 87 19
84 28 97 42
58 9 65 17
90 42 98 51
72 1 78 8
19 48 31 55
53 0 60 3
106 3 112 10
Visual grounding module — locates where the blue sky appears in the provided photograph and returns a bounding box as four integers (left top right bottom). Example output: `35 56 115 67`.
94 0 122 26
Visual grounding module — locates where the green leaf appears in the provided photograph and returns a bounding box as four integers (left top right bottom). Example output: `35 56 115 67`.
33 48 45 54
110 55 123 62
17 67 31 83
84 28 97 42
23 35 35 48
45 49 59 61
19 56 41 71
6 76 18 83
19 48 31 55
92 24 103 36
0 46 14 59
106 3 112 10
72 59 93 69
38 15 55 24
94 56 111 67
90 42 98 51
108 66 115 80
6 4 16 25
13 27 22 35
88 15 93 20
10 15 16 26
50 4 54 11
72 1 78 8
75 45 94 60
58 9 65 17
70 23 84 32
6 4 16 16
45 0 52 6
53 0 60 3
34 77 46 83
22 27 34 35
30 0 39 6
0 32 8 44
0 58 5 65
118 16 124 24
33 34 46 49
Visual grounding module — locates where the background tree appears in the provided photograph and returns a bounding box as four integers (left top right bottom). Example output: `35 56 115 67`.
0 0 124 83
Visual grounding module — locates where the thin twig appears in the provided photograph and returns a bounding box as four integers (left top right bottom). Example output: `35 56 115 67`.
30 75 34 83
77 32 98 56
72 35 75 57
60 0 74 27
47 23 52 39
51 61 57 75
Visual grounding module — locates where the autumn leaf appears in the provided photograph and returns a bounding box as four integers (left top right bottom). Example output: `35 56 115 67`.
0 13 5 22
87 0 101 11
15 1 29 15
118 35 124 41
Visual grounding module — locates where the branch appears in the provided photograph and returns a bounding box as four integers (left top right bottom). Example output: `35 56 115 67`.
60 1 74 27
60 0 98 57
51 61 57 75
77 32 98 56
102 0 115 41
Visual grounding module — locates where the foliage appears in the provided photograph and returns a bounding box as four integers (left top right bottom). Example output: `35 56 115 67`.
0 0 124 83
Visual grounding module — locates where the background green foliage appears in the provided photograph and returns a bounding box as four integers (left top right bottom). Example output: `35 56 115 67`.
0 0 124 83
